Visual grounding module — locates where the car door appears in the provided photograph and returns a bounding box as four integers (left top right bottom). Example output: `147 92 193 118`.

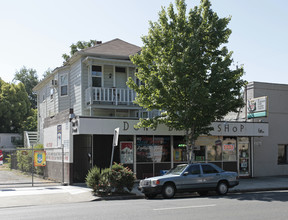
177 164 203 190
200 164 222 188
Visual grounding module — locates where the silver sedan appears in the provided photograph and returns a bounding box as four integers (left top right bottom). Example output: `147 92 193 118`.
139 163 239 199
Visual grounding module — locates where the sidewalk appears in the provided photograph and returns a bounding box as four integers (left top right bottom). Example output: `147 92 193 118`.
0 176 287 208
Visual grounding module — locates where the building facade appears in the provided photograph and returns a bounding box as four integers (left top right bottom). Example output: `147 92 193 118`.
34 39 287 185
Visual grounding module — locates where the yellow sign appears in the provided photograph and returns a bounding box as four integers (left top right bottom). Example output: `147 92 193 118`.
34 151 46 167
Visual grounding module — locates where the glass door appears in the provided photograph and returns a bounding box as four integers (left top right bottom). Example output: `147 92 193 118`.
238 137 250 177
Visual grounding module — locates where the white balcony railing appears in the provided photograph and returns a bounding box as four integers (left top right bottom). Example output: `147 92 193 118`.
85 87 137 106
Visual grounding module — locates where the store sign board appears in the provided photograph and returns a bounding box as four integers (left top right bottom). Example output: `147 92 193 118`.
76 118 268 137
247 96 268 119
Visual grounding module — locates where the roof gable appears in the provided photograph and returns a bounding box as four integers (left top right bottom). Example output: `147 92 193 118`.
81 38 141 59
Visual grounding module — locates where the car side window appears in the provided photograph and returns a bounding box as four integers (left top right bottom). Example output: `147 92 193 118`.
202 165 219 174
187 165 201 175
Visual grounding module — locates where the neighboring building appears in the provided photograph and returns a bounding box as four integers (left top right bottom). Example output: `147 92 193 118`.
246 82 288 176
33 39 276 185
0 133 22 151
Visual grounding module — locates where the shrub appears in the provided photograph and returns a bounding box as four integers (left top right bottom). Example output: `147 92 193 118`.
15 144 45 175
85 166 101 194
86 163 136 196
110 163 135 193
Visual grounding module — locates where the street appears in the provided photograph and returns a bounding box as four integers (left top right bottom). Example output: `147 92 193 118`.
1 191 287 220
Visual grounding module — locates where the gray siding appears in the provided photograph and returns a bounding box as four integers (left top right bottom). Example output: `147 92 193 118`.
70 59 82 116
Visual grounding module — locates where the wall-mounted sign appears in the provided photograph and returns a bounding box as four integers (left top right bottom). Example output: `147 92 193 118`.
34 151 46 167
247 96 268 119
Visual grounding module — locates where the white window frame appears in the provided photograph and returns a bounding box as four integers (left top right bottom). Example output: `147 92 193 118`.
92 65 102 87
60 74 68 96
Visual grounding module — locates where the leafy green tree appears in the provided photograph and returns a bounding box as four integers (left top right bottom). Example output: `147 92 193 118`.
127 0 246 163
19 108 38 133
42 68 53 79
0 78 31 133
13 66 39 109
62 40 98 63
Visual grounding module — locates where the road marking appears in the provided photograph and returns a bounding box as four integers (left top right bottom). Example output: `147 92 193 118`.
153 204 216 211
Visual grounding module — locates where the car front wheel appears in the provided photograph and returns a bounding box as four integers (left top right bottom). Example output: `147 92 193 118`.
162 183 175 199
217 181 228 195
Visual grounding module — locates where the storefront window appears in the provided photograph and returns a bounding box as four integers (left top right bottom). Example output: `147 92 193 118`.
173 136 187 162
222 137 237 161
194 146 206 162
196 136 222 162
136 136 170 162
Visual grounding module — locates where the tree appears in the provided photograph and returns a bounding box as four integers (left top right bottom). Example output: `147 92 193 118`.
127 0 246 163
13 66 39 109
42 68 53 79
0 78 31 133
62 40 98 63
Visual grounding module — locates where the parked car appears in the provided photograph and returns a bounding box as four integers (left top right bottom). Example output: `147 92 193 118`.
138 163 239 199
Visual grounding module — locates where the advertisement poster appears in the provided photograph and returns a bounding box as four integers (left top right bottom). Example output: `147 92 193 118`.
120 142 133 164
34 151 46 167
57 125 62 146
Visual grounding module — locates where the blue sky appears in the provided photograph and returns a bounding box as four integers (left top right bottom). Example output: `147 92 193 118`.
0 0 287 84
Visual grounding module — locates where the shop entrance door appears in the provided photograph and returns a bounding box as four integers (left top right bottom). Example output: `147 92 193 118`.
238 138 250 177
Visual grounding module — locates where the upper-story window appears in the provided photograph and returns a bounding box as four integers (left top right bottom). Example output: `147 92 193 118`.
60 74 68 96
92 65 102 87
50 88 54 100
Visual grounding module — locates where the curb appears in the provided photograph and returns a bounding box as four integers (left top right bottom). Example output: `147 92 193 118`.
229 187 288 194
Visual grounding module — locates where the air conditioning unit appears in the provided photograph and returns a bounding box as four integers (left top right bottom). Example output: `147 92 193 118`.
51 79 58 86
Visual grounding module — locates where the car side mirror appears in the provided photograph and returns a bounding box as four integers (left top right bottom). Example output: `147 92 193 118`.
183 171 189 176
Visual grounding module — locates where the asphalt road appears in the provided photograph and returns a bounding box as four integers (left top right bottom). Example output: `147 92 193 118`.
1 190 288 220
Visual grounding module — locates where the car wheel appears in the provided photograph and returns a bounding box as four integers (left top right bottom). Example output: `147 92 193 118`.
162 183 175 199
145 194 157 199
198 191 209 196
217 181 228 195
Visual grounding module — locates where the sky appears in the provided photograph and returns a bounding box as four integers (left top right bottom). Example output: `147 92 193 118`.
0 0 287 84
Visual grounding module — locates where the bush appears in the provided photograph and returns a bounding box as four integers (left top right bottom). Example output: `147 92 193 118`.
86 166 102 194
15 144 45 175
110 163 135 192
85 163 136 196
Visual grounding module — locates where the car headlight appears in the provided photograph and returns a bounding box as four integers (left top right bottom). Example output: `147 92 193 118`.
151 179 160 187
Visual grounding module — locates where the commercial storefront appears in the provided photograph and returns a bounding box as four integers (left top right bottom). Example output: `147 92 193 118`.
68 117 268 182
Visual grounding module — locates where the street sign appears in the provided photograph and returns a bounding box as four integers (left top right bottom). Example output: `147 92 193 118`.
113 127 120 147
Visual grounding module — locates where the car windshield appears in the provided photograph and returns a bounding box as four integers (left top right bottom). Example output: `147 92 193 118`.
165 165 188 175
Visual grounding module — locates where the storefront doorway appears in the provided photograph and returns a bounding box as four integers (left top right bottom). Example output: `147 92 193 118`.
238 137 250 177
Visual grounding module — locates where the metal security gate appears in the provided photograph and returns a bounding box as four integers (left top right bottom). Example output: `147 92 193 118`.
0 147 63 188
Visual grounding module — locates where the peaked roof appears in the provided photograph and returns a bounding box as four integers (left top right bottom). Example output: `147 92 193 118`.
80 38 141 59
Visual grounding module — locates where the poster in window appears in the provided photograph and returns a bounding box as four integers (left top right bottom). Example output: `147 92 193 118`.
120 142 133 164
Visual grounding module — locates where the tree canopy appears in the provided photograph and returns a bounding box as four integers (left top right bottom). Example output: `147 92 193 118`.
62 40 98 63
0 78 31 133
13 66 39 109
127 0 246 162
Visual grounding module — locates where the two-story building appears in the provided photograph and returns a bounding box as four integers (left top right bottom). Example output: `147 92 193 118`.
33 39 275 185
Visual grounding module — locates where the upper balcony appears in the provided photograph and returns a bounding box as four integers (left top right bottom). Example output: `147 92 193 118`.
85 87 139 108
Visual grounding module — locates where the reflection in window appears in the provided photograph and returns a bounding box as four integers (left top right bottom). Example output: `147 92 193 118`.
136 136 170 163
